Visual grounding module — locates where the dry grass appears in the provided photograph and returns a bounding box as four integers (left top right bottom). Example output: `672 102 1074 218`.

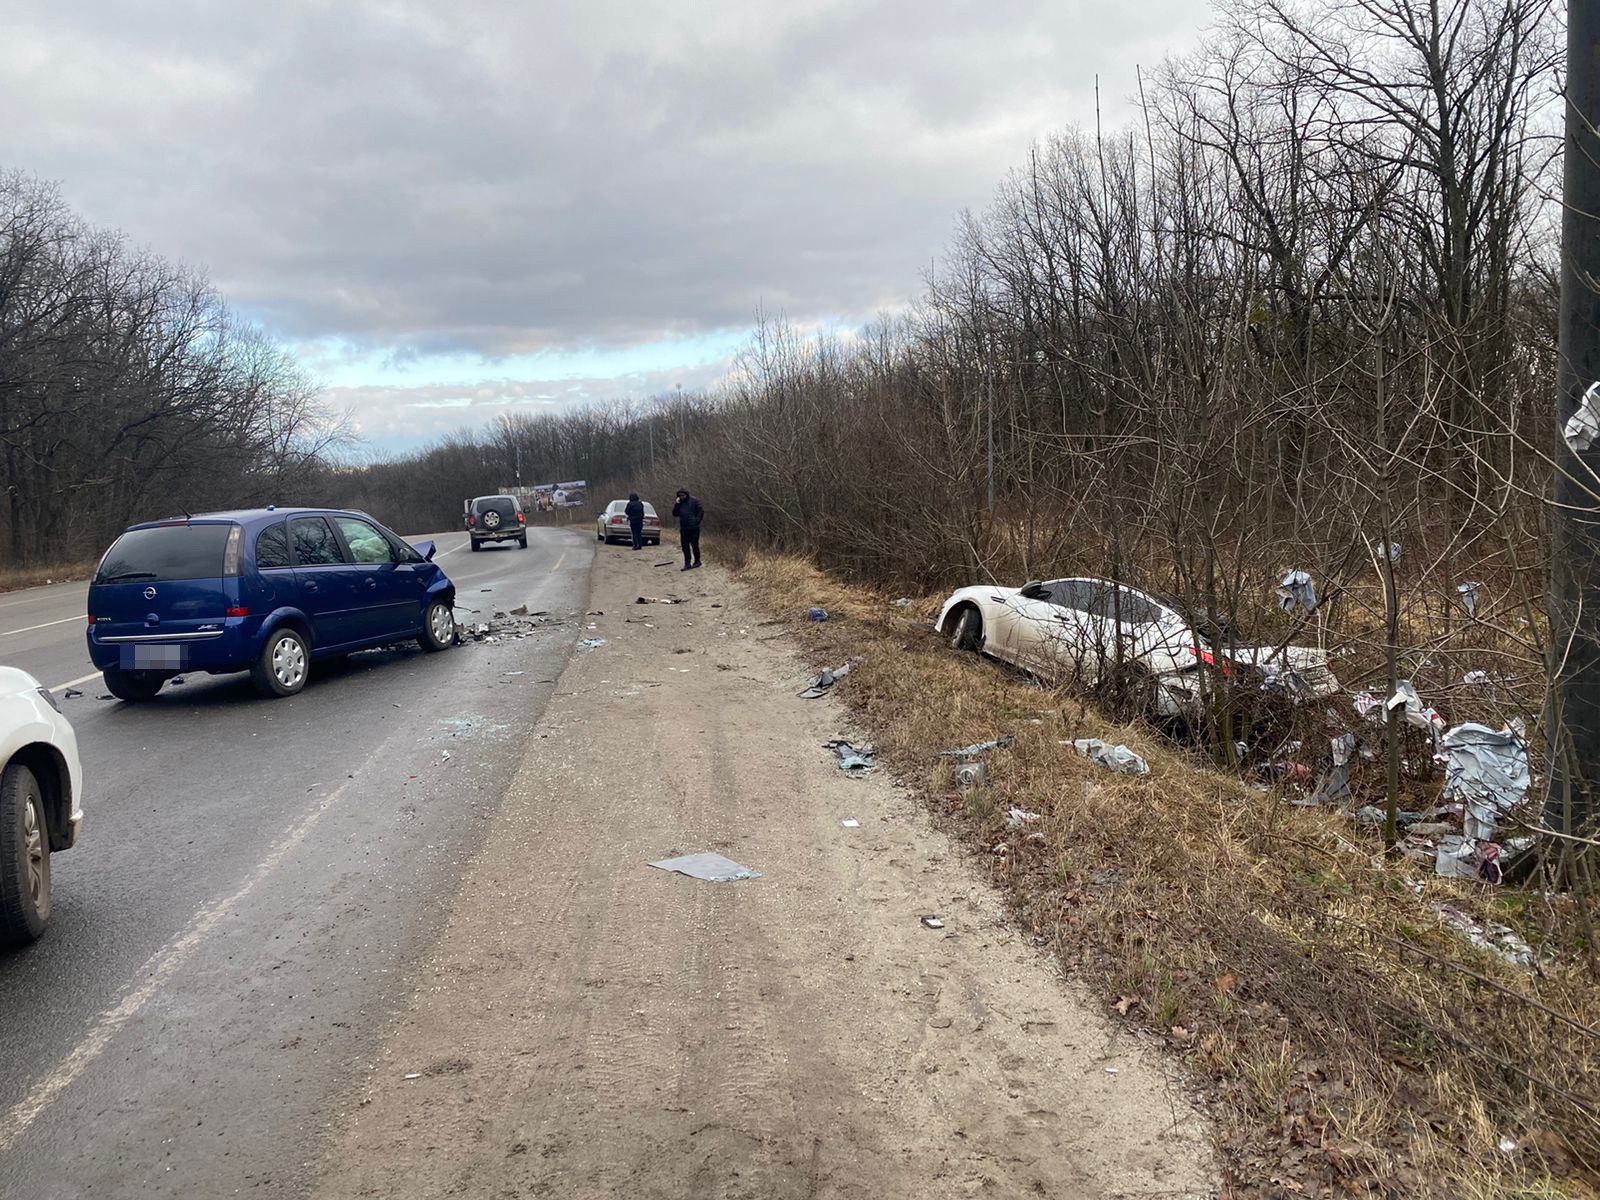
0 561 92 594
736 548 1600 1200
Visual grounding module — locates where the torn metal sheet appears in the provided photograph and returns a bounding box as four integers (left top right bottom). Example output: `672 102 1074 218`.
1072 739 1149 776
1564 380 1600 453
648 852 761 883
1275 569 1317 613
1441 722 1529 841
939 735 1015 760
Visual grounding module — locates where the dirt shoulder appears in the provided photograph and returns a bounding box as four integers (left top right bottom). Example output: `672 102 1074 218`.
311 550 1215 1199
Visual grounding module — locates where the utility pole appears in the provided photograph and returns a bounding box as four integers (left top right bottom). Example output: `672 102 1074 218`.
1548 0 1600 860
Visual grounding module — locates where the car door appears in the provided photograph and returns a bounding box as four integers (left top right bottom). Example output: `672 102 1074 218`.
1022 580 1097 684
331 515 412 640
289 515 363 649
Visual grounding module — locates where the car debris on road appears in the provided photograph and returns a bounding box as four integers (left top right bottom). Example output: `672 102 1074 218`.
648 852 761 882
799 661 855 698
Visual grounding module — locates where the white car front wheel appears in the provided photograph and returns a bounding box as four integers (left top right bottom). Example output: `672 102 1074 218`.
0 762 51 947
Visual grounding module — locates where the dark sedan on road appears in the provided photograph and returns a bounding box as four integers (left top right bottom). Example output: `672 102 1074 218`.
86 507 457 700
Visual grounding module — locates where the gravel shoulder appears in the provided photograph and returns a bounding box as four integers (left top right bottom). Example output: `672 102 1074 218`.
312 550 1215 1199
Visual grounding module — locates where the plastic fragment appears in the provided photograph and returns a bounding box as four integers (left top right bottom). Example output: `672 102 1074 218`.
939 735 1015 761
1275 569 1317 613
648 852 760 883
1072 739 1149 776
1563 380 1600 452
954 761 988 789
807 607 828 622
799 661 854 699
1457 581 1481 616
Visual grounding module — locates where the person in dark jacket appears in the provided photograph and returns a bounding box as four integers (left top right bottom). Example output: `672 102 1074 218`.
672 488 703 570
624 492 646 550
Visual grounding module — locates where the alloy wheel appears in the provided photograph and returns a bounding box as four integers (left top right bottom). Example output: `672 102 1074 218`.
22 794 44 905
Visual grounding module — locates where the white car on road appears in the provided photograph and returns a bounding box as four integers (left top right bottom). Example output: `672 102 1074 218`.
937 577 1338 718
0 667 83 947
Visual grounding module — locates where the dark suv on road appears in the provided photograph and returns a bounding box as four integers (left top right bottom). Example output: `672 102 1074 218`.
465 495 527 550
86 508 458 701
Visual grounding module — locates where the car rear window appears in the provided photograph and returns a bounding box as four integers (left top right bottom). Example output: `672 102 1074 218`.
474 496 518 516
96 524 234 583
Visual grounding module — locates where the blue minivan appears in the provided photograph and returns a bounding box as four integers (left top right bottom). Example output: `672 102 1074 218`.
86 508 458 700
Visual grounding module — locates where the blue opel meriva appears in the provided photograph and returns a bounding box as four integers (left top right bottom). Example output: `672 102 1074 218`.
86 507 457 700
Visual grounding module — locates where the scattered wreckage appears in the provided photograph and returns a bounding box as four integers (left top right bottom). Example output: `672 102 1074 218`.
936 576 1338 720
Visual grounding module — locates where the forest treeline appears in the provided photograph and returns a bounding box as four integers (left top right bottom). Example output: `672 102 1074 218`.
0 169 345 565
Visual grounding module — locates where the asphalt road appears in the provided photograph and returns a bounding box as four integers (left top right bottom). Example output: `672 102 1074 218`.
0 527 594 1199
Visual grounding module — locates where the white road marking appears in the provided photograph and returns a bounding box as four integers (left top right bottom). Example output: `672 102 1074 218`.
0 615 80 637
48 671 100 693
549 550 568 573
0 777 355 1153
436 541 467 557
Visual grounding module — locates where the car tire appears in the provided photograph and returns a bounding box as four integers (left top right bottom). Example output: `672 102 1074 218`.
518 535 528 549
103 668 163 701
419 599 455 652
0 762 51 948
596 532 604 542
470 539 481 552
252 627 310 698
951 606 983 652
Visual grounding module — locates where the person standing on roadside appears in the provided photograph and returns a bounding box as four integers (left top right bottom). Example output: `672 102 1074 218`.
672 487 703 571
624 492 646 550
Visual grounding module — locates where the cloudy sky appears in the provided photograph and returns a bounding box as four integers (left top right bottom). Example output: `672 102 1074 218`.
0 0 1207 453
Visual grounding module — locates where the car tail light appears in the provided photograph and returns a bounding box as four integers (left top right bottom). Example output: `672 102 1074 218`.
1186 646 1233 677
223 524 243 577
467 515 476 527
611 516 625 524
87 614 97 625
226 606 249 618
517 512 526 525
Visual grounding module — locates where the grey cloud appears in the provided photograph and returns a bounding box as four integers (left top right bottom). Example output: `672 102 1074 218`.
0 0 1204 360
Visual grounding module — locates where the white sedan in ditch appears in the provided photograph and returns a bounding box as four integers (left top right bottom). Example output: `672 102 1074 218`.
0 667 83 947
936 577 1337 717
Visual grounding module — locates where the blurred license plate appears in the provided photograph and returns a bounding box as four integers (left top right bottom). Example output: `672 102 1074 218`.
122 644 186 670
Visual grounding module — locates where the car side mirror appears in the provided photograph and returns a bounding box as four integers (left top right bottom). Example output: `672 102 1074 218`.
413 539 437 561
1019 580 1046 600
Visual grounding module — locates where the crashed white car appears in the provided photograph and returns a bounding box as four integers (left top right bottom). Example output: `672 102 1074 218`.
936 577 1338 717
1 666 83 947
